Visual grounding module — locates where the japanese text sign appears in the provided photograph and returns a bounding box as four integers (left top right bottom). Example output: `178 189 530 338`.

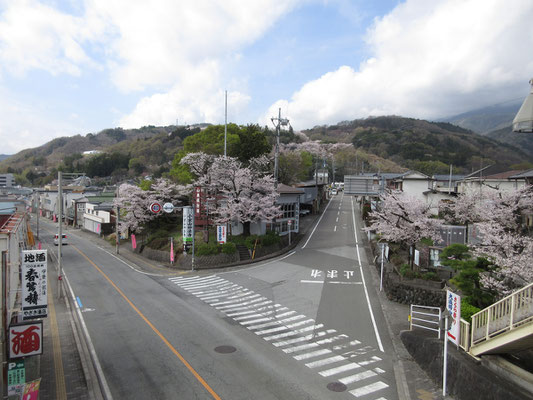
446 290 461 346
9 322 43 359
217 225 227 244
21 250 48 320
183 206 194 243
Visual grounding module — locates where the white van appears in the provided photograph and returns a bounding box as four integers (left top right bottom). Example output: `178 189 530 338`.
54 234 68 246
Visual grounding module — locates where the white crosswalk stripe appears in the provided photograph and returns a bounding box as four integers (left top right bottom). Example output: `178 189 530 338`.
170 275 390 399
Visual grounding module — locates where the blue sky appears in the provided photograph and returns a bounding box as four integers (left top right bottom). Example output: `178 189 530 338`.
1 0 532 154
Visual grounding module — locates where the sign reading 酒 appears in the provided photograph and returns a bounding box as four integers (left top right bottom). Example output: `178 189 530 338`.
446 290 461 346
21 250 48 320
9 321 43 358
183 206 194 243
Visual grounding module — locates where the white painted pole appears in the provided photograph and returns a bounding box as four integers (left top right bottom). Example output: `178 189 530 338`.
380 244 384 292
443 314 448 397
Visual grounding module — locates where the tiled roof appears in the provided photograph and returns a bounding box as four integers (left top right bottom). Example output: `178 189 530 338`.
484 170 526 179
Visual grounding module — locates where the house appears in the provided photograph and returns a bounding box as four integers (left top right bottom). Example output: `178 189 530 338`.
83 194 116 235
457 166 526 194
229 184 305 237
274 184 305 236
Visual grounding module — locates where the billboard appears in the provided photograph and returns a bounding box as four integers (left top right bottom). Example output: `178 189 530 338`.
344 176 384 196
183 206 194 243
21 250 48 320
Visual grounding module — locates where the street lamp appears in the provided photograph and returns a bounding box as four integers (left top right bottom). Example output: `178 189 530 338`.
512 78 533 133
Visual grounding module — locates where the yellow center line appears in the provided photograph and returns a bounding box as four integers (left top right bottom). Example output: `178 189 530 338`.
48 276 67 400
72 245 222 400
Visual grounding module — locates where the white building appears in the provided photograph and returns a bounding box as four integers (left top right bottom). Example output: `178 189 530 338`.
0 173 15 187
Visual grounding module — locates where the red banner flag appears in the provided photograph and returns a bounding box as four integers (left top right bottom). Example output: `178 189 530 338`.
170 239 174 262
131 234 137 249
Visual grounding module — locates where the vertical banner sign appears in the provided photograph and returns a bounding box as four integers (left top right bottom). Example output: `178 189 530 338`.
194 187 202 218
21 250 48 320
446 290 461 346
9 321 43 358
131 234 137 249
170 238 174 262
217 225 227 244
183 207 194 244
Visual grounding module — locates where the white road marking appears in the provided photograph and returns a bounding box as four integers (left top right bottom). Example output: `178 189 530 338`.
319 363 361 377
171 275 390 397
339 370 376 385
282 342 319 354
351 196 385 353
349 381 389 397
305 355 345 368
302 199 332 249
334 226 337 232
293 349 332 361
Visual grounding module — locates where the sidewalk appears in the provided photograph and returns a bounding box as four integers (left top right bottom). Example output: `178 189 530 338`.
39 245 93 400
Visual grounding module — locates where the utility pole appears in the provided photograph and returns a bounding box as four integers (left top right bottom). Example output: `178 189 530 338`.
224 90 228 157
58 171 63 299
36 192 40 241
271 108 290 188
115 185 120 254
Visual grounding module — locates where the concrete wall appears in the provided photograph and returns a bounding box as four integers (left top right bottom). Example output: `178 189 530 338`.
400 331 532 400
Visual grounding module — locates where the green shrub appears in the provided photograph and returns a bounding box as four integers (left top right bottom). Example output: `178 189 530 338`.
221 242 237 255
195 243 220 256
461 299 481 323
261 231 280 247
422 272 440 281
399 263 421 279
245 235 259 249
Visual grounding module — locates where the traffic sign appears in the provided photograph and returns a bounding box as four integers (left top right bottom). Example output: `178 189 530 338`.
150 202 162 213
162 202 174 213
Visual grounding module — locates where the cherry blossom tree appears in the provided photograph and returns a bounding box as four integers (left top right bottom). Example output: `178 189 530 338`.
441 185 533 296
115 178 188 234
473 223 533 296
367 190 442 268
181 154 280 236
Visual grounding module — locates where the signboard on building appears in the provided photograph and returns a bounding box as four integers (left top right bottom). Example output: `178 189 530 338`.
21 250 48 320
217 225 227 244
9 321 43 359
183 206 194 243
22 379 41 400
446 290 461 346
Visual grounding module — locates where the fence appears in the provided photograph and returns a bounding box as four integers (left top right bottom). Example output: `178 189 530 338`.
410 304 442 339
471 282 533 347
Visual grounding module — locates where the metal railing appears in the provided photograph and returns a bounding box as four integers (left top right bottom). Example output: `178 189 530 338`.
471 282 533 347
459 318 470 352
410 304 442 338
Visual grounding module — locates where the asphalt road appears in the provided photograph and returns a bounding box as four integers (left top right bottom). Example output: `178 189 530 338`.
36 193 399 400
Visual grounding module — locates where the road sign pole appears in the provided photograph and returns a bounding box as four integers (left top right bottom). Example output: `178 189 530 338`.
192 204 195 271
380 244 384 292
443 313 448 396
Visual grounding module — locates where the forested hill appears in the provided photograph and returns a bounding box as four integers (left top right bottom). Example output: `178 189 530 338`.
302 116 532 175
0 124 207 178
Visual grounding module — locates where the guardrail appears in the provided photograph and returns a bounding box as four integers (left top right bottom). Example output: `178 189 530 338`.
471 282 533 347
410 304 441 338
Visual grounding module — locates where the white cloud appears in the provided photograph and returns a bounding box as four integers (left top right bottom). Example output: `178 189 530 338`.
0 0 102 77
0 88 79 154
262 0 533 129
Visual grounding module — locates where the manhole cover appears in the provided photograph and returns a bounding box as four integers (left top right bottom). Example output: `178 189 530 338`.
214 345 237 354
327 382 347 392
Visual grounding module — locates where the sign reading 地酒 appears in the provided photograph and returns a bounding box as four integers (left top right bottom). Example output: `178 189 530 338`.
21 250 48 320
